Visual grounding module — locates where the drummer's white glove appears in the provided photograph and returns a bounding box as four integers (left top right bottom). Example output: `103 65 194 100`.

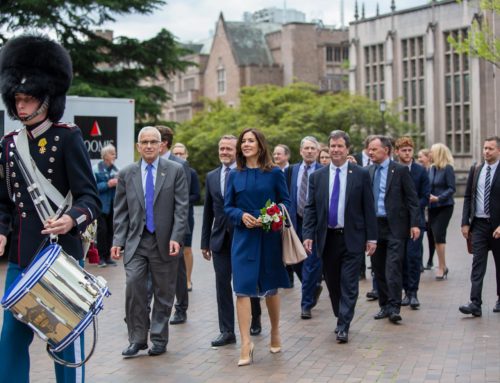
0 234 7 256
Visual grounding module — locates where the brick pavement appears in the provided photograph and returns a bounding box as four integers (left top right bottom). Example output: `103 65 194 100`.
1 199 499 382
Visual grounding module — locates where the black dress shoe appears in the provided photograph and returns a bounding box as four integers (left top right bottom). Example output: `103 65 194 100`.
211 332 237 346
170 311 187 325
410 296 420 309
336 330 348 343
250 316 261 336
389 312 402 323
493 300 500 313
311 285 323 308
148 343 166 356
424 262 433 270
301 309 312 319
366 290 379 301
122 343 148 357
373 309 389 320
401 295 410 306
459 302 482 317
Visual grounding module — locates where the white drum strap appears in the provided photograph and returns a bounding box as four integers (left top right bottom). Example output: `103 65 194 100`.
13 128 72 220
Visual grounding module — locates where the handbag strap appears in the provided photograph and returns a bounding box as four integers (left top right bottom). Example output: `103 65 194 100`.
13 128 72 221
279 203 295 229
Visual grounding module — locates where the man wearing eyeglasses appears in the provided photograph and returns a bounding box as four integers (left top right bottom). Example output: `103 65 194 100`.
111 126 189 357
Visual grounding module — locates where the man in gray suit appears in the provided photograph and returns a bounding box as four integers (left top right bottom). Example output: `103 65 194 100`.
111 126 189 357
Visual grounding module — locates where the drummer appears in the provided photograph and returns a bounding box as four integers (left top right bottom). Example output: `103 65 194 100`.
0 35 100 383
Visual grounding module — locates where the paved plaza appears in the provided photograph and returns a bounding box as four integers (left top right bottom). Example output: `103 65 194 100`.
1 199 499 382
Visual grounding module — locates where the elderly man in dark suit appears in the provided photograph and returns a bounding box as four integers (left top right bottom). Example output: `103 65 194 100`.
111 126 189 357
286 136 324 319
395 137 430 309
460 136 500 316
303 130 377 343
156 125 192 325
367 135 420 324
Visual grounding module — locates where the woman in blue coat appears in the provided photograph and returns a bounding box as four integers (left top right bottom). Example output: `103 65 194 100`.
224 128 291 366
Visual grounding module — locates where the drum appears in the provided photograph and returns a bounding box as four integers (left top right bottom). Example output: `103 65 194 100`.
1 243 110 353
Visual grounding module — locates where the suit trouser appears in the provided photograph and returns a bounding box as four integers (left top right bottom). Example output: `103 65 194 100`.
126 231 178 345
295 216 323 310
96 210 113 262
213 242 235 334
322 229 362 332
174 248 189 313
0 262 85 383
470 218 500 305
371 218 405 313
403 231 424 294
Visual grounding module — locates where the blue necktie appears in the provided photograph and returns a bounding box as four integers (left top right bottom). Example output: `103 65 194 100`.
223 166 230 197
373 165 381 216
146 164 155 233
328 168 341 227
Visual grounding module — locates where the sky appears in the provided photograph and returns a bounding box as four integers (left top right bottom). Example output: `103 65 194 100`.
106 0 430 43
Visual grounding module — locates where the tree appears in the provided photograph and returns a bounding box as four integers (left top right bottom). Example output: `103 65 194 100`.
176 83 416 185
0 0 191 122
448 0 500 68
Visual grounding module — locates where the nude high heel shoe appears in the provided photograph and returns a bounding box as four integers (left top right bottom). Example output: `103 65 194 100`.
238 342 254 366
270 332 281 354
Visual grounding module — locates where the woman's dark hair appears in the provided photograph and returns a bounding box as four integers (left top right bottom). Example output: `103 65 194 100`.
236 128 274 171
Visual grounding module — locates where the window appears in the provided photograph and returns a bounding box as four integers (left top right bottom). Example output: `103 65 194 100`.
326 46 333 62
443 28 471 155
183 77 195 91
334 47 341 62
364 43 384 102
217 68 226 95
401 36 425 139
342 46 349 61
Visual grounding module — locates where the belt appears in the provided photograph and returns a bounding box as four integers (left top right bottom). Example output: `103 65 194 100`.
328 227 344 234
474 217 491 223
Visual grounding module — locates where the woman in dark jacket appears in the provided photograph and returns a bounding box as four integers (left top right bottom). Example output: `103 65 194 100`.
428 143 456 280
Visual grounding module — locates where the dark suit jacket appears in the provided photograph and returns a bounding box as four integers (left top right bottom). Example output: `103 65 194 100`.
429 164 455 208
286 161 322 228
409 161 430 228
369 160 420 239
113 157 189 264
462 162 500 229
201 166 233 253
303 162 377 255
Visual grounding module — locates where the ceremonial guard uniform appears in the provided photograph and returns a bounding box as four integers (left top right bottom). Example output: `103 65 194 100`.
0 35 100 383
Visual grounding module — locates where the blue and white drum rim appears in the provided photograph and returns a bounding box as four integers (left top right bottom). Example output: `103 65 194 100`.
1 244 60 309
50 287 109 353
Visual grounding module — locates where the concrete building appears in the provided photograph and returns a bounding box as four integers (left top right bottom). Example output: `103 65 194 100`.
349 0 499 173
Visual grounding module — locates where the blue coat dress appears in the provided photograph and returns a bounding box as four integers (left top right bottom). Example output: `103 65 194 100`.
224 166 291 296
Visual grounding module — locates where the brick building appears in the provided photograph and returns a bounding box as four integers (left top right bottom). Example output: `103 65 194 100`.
164 12 349 121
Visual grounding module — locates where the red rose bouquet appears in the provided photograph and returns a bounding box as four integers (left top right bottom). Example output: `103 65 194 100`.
260 199 286 232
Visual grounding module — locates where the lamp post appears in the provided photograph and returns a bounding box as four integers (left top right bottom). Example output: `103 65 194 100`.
379 99 386 134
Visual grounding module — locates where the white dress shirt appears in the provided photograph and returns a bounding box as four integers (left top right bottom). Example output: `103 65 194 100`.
475 160 499 218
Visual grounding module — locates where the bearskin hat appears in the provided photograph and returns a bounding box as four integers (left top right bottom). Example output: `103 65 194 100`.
0 34 73 122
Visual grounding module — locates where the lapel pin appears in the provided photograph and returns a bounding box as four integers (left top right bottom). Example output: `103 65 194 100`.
161 172 166 176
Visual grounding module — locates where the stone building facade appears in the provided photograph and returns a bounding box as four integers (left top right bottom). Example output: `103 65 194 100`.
349 0 499 171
